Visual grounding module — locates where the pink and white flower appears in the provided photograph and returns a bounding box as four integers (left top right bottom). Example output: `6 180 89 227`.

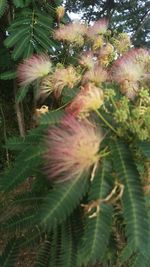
17 54 52 87
82 65 107 86
44 115 102 182
79 51 96 69
86 19 108 39
40 66 81 99
66 83 104 117
111 48 150 99
54 21 87 46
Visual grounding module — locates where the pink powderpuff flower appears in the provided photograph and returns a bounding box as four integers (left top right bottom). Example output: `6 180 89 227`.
40 66 81 99
17 54 52 87
44 115 102 183
82 65 107 86
53 21 87 46
79 51 96 69
111 48 150 99
120 80 139 100
86 18 108 39
66 83 104 118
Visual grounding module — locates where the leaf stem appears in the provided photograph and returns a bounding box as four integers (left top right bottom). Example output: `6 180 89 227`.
100 151 111 158
95 109 118 134
110 96 118 109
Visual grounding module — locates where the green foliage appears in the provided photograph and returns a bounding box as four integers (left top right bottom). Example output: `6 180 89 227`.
34 238 51 267
110 140 149 262
15 85 30 103
1 109 64 191
78 160 114 266
1 126 150 266
2 209 37 233
0 70 17 80
39 176 88 230
0 239 20 267
138 141 150 158
13 0 32 8
39 110 65 125
0 47 12 71
132 254 150 267
59 221 75 267
48 230 60 267
5 109 64 151
1 145 44 192
4 8 55 60
0 0 7 18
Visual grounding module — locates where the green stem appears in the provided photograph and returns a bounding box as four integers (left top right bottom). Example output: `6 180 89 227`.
95 109 118 135
100 151 110 158
52 101 71 111
110 96 118 110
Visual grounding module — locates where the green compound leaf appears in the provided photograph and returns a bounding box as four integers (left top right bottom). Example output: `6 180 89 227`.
0 239 20 267
78 159 114 266
132 254 150 267
0 70 17 80
110 139 149 262
0 0 7 18
38 176 88 231
58 221 75 267
138 141 150 158
4 7 55 60
34 238 51 267
13 0 31 8
4 27 29 48
12 35 31 60
1 145 44 192
15 85 30 103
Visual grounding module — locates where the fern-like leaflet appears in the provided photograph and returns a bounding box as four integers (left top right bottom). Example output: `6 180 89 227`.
110 140 149 262
38 176 88 231
0 0 7 18
78 159 114 266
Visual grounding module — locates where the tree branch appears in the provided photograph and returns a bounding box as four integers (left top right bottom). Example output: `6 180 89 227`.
131 10 150 41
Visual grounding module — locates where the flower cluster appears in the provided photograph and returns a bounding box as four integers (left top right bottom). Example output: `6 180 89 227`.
17 17 150 183
114 97 130 123
113 88 150 140
53 19 108 49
